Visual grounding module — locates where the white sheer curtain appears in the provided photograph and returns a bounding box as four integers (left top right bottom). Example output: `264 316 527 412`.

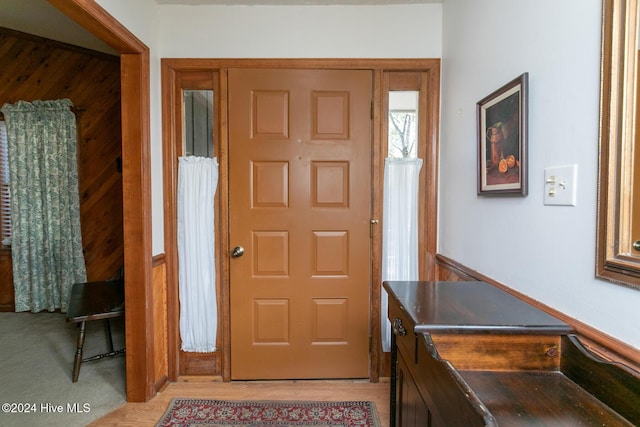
381 157 423 352
178 156 218 352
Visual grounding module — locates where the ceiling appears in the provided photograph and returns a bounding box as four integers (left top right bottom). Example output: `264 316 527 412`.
0 0 116 54
0 0 440 55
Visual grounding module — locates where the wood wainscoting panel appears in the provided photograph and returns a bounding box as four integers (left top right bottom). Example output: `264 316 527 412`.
0 249 13 311
152 255 168 391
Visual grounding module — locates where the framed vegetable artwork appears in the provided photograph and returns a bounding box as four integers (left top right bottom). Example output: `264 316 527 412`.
477 73 528 196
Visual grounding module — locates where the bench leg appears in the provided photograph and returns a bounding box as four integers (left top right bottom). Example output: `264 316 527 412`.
72 321 86 382
104 319 114 352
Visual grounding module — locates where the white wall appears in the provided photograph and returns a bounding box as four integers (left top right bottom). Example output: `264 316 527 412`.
157 4 442 58
96 0 165 255
440 0 640 349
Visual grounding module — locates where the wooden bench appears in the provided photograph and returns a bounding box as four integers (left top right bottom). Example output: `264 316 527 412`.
385 280 640 426
65 279 125 382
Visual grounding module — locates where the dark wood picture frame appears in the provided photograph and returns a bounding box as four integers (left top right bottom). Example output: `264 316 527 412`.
477 73 528 196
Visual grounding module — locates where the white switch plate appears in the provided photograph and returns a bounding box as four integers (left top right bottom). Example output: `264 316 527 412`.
544 164 577 206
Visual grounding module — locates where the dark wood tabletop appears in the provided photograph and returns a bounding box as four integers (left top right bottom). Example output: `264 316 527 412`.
383 281 572 335
66 279 125 323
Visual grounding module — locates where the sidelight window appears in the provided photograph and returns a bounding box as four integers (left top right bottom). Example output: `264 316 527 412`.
388 91 419 158
183 90 214 158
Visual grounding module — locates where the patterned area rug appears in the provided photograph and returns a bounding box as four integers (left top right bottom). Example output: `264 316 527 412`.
156 399 381 427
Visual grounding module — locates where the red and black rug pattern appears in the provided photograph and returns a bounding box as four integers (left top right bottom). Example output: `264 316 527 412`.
156 399 381 427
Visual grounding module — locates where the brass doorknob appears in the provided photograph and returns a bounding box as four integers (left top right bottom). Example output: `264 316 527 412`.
633 241 640 251
231 246 245 258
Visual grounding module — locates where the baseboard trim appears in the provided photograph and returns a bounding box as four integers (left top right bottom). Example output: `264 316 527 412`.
435 254 640 373
154 375 169 393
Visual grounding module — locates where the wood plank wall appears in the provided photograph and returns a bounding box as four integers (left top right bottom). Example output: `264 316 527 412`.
0 27 123 310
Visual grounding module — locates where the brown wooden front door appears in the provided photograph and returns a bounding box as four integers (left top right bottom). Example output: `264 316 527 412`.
229 68 372 379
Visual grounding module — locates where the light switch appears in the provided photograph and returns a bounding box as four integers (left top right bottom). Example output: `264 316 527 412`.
544 164 577 206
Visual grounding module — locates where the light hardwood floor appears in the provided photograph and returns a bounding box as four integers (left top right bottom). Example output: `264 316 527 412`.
89 379 390 426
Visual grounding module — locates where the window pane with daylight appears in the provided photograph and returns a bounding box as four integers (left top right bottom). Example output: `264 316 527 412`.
388 91 418 158
184 90 214 158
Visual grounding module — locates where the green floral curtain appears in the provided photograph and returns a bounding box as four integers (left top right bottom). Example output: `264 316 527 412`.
0 99 87 312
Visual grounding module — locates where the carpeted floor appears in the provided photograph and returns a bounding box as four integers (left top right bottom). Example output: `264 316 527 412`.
156 399 382 427
0 311 126 427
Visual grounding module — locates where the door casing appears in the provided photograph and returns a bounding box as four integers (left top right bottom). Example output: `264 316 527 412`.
49 0 154 403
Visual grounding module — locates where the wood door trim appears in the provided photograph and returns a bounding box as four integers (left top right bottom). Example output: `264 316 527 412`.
162 58 440 382
369 69 384 382
161 62 180 381
219 68 231 381
423 65 440 280
372 70 440 380
48 0 154 402
162 58 439 71
163 68 225 378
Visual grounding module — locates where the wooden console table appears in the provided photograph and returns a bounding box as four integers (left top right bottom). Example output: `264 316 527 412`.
384 281 640 426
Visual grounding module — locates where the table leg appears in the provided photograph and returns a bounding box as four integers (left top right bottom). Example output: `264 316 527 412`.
72 321 86 382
